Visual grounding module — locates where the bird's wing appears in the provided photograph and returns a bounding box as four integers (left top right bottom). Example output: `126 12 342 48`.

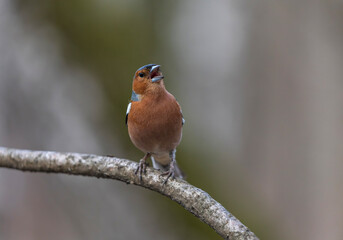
181 109 185 126
176 101 185 126
125 102 132 126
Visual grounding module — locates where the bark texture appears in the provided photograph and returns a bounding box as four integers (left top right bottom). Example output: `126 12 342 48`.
0 147 258 240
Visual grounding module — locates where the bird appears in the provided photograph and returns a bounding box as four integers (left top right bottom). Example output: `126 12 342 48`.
126 64 185 184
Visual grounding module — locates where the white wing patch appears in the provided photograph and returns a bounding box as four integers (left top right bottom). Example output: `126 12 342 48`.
126 102 132 115
125 102 132 125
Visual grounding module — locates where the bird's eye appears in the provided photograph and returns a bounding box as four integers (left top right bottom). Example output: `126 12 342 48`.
139 73 144 78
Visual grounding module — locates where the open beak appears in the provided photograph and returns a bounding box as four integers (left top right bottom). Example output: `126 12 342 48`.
150 65 164 83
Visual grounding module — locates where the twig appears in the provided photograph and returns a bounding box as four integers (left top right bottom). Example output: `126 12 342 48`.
0 147 258 240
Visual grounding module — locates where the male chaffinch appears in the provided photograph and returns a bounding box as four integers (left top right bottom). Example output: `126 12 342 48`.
126 64 185 184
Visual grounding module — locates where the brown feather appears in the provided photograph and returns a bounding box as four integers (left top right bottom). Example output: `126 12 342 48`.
127 82 183 163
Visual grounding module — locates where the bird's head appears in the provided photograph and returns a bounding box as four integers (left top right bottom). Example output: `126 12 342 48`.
132 64 164 95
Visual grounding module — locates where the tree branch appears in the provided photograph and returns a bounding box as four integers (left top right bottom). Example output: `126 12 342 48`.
0 147 258 240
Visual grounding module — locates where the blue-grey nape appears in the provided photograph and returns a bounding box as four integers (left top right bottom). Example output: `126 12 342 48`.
137 64 157 71
131 90 140 102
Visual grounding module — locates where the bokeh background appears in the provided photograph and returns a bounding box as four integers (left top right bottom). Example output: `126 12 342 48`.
0 0 343 239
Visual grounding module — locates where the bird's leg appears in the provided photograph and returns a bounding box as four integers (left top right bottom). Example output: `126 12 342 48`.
162 149 176 185
135 152 151 181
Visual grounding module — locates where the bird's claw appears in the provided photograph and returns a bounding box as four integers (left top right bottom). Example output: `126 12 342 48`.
162 167 175 185
135 159 148 181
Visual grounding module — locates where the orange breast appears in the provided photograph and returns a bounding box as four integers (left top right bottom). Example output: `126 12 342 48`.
127 92 183 154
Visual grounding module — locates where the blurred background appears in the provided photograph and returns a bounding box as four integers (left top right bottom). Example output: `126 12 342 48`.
0 0 342 239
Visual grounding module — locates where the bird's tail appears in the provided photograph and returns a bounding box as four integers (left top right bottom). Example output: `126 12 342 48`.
151 155 186 180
